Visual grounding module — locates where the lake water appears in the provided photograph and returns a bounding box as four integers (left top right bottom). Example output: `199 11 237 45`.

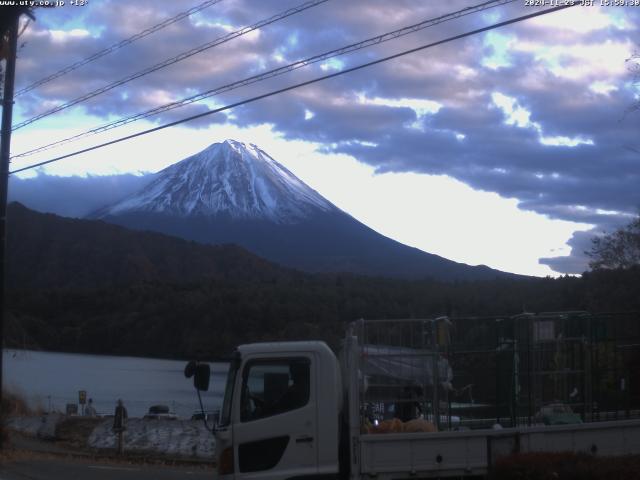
2 349 228 419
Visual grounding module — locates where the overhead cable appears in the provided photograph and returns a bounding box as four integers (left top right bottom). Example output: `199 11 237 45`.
15 0 225 97
12 0 515 159
12 0 331 131
9 4 575 175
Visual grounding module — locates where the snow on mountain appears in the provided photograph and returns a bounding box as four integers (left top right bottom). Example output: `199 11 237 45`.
98 140 336 223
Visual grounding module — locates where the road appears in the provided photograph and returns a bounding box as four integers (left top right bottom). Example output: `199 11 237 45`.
0 456 214 480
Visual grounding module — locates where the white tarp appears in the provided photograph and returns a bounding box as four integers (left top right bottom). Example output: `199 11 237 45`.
361 344 453 389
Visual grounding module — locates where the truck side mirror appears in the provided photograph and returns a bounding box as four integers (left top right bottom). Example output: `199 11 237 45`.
184 361 211 391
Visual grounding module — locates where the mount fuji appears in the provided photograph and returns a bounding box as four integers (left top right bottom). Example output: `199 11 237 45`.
92 140 513 280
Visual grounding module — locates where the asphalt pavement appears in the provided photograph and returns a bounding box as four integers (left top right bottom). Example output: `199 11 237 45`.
0 431 214 480
0 457 214 480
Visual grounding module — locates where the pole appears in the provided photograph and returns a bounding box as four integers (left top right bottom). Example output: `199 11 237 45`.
117 430 125 455
0 13 20 450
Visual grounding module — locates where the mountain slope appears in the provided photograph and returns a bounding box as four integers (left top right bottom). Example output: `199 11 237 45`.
7 202 292 290
92 140 517 281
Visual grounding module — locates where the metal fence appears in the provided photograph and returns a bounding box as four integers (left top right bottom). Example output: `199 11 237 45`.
349 312 640 432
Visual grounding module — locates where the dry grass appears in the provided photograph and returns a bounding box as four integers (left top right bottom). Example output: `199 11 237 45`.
54 417 104 448
1 389 36 448
490 452 640 480
1 390 34 417
0 448 58 464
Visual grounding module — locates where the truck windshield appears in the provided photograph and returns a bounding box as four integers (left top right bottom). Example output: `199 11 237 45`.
219 354 240 427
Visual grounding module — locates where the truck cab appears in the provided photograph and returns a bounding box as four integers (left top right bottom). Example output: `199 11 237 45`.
215 341 342 480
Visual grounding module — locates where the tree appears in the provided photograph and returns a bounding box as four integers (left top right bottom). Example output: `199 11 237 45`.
587 215 640 270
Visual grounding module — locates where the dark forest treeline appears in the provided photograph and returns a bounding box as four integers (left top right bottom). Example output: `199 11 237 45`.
6 269 640 359
4 203 640 359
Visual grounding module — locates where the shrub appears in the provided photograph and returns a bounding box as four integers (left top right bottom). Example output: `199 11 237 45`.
490 452 640 480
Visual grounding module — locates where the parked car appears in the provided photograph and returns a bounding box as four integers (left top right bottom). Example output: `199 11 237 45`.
143 404 177 420
535 403 583 425
191 409 220 423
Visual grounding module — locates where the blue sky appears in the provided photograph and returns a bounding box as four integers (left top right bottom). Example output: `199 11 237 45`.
7 0 640 276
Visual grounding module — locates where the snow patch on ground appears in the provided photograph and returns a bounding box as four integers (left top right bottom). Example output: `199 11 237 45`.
8 416 215 460
88 419 215 459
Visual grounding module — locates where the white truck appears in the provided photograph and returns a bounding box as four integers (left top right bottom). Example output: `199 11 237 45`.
187 317 640 479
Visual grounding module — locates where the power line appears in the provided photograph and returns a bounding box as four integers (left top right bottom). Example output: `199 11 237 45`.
12 0 516 160
9 4 575 175
12 0 331 131
15 0 225 97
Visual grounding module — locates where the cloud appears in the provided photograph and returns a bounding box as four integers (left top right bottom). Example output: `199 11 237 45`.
539 229 597 275
14 1 640 273
8 172 153 218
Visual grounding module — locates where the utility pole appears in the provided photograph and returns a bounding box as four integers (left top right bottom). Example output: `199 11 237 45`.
0 11 21 449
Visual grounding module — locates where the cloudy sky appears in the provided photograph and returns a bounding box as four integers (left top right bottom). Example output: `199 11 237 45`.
6 0 640 276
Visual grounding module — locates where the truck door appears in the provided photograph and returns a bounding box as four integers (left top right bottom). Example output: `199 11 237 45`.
233 356 318 480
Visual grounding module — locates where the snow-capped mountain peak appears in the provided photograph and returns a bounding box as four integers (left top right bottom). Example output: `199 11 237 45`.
98 140 336 223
